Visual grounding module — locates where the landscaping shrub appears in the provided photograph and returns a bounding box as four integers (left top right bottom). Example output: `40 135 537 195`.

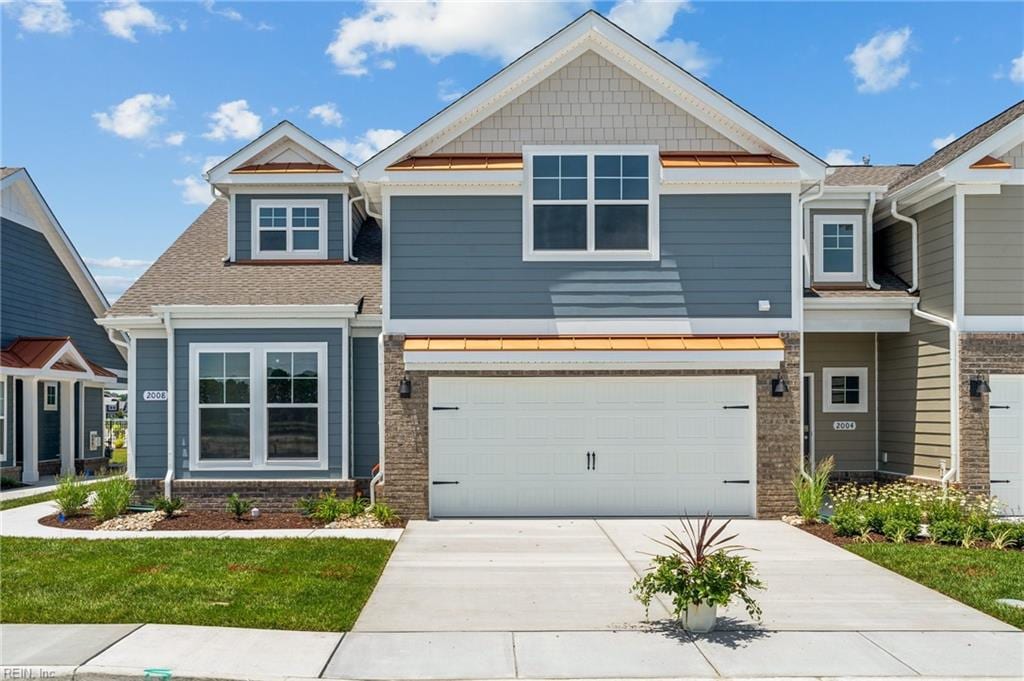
370 503 400 526
53 474 91 517
830 501 868 537
309 491 347 523
929 518 967 545
91 476 135 522
793 456 834 522
988 522 1024 550
339 495 370 518
152 496 184 519
1 475 26 490
226 493 253 521
882 515 920 543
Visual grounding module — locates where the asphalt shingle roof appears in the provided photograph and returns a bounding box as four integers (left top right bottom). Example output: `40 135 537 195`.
106 199 381 317
824 165 914 187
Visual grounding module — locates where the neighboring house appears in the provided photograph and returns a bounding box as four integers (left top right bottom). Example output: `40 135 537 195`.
100 12 1024 518
1 167 127 483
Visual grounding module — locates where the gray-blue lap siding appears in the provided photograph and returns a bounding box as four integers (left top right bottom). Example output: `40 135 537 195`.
234 194 346 261
37 382 60 460
83 387 104 458
351 337 379 479
134 339 169 478
389 194 793 319
1 218 126 371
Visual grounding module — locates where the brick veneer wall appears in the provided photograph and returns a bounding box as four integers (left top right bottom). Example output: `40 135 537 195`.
959 333 1024 496
380 333 802 520
133 479 355 512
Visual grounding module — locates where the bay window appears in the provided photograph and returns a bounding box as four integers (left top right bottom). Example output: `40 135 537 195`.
190 343 328 470
524 146 659 261
251 199 328 260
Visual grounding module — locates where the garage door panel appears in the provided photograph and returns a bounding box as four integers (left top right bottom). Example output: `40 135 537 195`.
990 375 1024 516
430 377 756 517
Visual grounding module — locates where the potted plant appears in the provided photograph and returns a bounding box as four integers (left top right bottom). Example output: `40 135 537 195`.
631 515 764 633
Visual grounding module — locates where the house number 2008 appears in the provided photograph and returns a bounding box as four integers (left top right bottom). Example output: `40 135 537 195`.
143 390 168 402
833 421 857 431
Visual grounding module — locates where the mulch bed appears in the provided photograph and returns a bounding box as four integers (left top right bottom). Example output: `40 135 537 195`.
155 511 319 531
797 521 880 547
39 514 101 530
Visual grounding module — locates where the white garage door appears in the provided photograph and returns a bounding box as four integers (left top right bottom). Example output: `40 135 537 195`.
990 375 1024 516
429 376 757 517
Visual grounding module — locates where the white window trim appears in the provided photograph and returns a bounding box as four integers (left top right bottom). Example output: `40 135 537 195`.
250 199 329 260
43 381 58 411
0 379 6 462
522 145 660 262
189 342 329 471
813 214 863 283
822 367 868 414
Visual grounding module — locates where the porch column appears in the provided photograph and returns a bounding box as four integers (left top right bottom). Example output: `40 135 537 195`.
60 380 75 475
21 378 38 483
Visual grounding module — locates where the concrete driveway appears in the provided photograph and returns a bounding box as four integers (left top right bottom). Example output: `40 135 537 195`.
354 518 1014 633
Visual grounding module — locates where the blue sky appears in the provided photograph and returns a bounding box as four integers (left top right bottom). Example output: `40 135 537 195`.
3 1 1023 300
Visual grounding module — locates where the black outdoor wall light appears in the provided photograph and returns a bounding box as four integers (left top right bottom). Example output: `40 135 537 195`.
771 373 789 397
970 376 991 398
399 375 412 399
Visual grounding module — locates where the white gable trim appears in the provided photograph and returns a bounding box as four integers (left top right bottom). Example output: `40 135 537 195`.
206 121 357 185
359 12 825 181
0 170 116 333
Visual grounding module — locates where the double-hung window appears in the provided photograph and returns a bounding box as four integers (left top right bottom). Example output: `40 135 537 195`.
813 214 862 283
191 343 328 470
43 382 58 411
251 199 328 260
524 146 659 261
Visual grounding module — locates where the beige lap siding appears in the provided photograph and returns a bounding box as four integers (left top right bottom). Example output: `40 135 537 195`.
380 334 801 520
804 333 876 471
959 333 1024 496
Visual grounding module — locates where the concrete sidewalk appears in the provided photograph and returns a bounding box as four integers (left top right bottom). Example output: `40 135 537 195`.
2 622 1022 680
0 499 402 540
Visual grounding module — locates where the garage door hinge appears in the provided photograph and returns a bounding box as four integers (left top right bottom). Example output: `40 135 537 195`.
432 406 460 411
723 405 750 410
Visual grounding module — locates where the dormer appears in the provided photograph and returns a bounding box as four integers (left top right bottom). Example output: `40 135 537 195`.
205 121 361 263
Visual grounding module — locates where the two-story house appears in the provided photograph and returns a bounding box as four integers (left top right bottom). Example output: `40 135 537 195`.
1 167 127 483
100 12 1023 518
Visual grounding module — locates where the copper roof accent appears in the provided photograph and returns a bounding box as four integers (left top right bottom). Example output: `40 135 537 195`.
231 162 339 174
387 155 525 171
403 336 785 352
0 337 117 378
970 155 1012 170
660 153 797 168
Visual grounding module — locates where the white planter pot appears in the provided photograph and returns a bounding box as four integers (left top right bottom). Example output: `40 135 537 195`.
681 602 717 633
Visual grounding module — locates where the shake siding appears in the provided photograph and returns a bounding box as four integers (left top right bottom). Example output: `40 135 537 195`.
135 339 168 478
389 194 792 319
877 316 951 479
804 333 876 471
351 337 380 478
0 218 125 370
965 185 1024 316
234 194 346 261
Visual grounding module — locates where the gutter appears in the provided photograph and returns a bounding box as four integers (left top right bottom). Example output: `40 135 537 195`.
889 198 919 293
865 191 881 290
798 181 825 290
911 304 958 487
347 195 365 262
162 311 175 499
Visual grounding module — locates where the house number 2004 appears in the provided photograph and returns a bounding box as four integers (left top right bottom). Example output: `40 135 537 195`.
833 421 857 431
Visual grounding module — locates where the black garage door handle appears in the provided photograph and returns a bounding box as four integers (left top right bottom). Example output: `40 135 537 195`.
432 481 460 485
723 479 750 484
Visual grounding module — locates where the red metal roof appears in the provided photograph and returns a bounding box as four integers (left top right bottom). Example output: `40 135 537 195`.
0 337 117 378
231 162 339 174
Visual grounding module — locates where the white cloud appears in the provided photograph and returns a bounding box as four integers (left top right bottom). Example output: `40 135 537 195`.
85 256 152 269
11 0 73 35
931 133 956 151
847 27 912 94
606 1 711 76
173 176 213 205
164 131 186 146
376 58 396 70
1010 51 1024 84
309 102 344 127
325 128 405 164
325 1 584 76
100 0 170 42
825 148 857 165
201 0 241 22
437 78 463 103
203 99 263 141
93 93 172 140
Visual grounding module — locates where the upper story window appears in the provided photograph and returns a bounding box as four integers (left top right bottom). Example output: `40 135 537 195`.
813 214 862 283
251 199 328 260
524 146 659 261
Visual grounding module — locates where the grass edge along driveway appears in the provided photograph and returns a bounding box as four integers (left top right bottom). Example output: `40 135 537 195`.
847 541 1024 630
0 536 394 632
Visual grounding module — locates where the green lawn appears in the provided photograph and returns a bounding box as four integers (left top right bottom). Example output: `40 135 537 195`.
0 537 394 631
848 542 1024 629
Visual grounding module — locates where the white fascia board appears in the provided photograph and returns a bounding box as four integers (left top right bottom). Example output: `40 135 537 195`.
803 296 917 310
944 117 1024 175
358 13 825 180
380 170 524 186
874 181 953 230
206 121 356 184
388 317 798 335
405 349 784 371
820 185 891 194
0 366 119 384
96 315 166 331
150 304 359 319
946 169 1024 185
661 181 801 195
804 308 911 333
960 315 1024 333
213 172 351 187
661 167 803 184
351 313 383 328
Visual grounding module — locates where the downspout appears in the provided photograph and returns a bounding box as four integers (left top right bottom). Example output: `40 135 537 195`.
162 311 175 499
912 304 958 487
797 181 824 478
107 327 129 352
347 195 364 262
890 198 919 293
865 191 881 290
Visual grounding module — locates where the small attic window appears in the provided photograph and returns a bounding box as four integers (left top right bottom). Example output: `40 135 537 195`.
251 199 328 260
